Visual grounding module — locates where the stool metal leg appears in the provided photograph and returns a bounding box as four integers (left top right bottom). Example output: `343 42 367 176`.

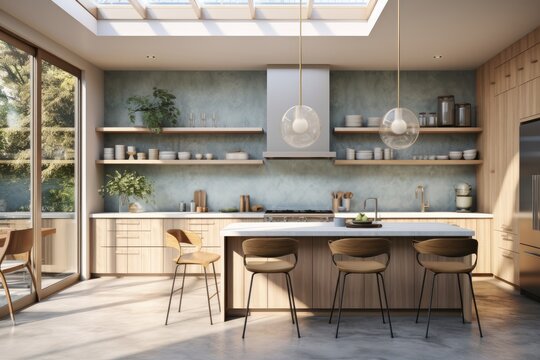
165 264 180 325
335 273 348 338
178 264 187 313
212 262 221 313
416 268 427 323
376 273 386 324
242 272 255 339
378 273 394 338
285 272 295 324
467 273 483 337
203 267 213 325
456 273 465 324
425 273 437 338
329 271 341 324
286 272 301 338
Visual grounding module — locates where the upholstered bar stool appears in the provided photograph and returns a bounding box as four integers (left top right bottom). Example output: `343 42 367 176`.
164 229 220 325
413 238 483 338
0 228 39 325
241 237 300 339
328 238 393 338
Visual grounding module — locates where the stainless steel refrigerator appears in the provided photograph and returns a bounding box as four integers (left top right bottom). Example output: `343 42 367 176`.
520 119 540 300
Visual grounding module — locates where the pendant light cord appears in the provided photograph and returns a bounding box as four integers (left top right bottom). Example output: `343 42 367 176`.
397 0 400 108
299 0 303 107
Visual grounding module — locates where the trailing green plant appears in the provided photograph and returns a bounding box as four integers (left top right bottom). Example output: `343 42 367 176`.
127 87 180 133
98 170 153 202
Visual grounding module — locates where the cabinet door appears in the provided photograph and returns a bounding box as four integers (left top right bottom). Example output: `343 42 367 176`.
519 77 540 119
493 247 519 285
495 58 517 95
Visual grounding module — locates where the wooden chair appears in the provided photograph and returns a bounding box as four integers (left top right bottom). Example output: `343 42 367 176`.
241 238 300 339
328 238 393 338
413 238 483 338
0 228 39 325
164 229 220 325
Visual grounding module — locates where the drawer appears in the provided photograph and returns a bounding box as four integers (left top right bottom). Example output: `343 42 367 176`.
493 247 519 285
115 219 152 231
494 230 519 252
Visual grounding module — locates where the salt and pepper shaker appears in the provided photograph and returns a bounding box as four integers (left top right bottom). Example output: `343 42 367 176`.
179 201 186 212
190 200 196 212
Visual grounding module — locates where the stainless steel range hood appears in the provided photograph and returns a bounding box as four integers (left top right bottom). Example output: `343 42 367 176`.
263 66 336 159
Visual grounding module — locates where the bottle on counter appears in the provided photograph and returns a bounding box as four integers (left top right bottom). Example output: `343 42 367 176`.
179 201 186 212
190 200 196 212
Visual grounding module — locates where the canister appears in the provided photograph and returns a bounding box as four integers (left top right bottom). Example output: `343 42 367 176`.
455 103 472 127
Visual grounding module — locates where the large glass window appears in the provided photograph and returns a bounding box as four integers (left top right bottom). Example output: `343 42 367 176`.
0 37 33 306
0 30 80 312
40 59 78 288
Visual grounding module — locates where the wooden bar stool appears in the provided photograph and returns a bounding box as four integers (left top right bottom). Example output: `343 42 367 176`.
0 228 39 325
413 238 483 338
241 238 300 339
164 229 220 326
328 238 393 338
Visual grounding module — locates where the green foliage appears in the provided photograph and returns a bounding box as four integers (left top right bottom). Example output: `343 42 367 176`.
43 178 75 212
99 170 153 201
127 87 180 133
0 39 77 212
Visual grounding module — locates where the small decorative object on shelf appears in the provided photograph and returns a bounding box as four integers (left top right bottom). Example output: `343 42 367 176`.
127 87 180 133
98 170 154 212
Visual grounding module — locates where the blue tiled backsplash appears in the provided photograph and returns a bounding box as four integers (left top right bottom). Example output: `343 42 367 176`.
103 70 477 212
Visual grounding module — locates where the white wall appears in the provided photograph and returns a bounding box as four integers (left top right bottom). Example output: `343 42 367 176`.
0 10 104 280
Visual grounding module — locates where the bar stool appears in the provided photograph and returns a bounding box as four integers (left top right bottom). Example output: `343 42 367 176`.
328 238 393 338
164 229 220 325
413 238 483 338
241 237 300 339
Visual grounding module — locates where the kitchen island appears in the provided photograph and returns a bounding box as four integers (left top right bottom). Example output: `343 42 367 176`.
220 222 475 322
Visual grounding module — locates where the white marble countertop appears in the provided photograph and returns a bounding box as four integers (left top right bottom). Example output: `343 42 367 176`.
0 212 75 219
220 221 475 237
89 211 492 219
89 212 264 219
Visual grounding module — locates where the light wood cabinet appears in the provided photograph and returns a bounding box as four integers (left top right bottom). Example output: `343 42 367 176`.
516 44 540 85
493 246 519 285
519 77 540 120
92 217 261 276
494 58 517 95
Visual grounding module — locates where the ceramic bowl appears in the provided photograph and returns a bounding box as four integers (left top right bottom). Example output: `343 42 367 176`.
177 152 191 160
205 153 213 160
195 153 203 160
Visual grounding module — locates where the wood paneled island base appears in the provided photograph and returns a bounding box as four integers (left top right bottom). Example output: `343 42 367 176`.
221 222 475 322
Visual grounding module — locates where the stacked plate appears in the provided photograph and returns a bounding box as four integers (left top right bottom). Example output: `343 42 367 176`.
463 149 477 160
225 151 249 160
449 151 463 160
373 147 383 160
159 151 176 160
148 149 159 160
367 117 382 127
115 145 125 160
436 155 449 160
356 150 373 160
345 115 362 127
104 148 114 160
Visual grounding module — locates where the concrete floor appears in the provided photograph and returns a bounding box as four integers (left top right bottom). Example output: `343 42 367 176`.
0 276 539 360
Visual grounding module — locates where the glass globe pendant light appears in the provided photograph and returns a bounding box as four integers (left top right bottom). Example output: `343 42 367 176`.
379 0 419 150
281 0 321 148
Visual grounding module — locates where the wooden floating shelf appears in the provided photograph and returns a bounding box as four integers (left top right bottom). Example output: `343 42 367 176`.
334 160 484 166
334 127 482 134
96 159 264 166
95 127 264 134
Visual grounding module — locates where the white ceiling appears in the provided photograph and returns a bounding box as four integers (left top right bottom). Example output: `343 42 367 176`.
0 0 539 70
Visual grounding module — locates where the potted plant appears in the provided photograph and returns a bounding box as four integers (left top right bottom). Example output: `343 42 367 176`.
127 87 180 133
98 170 154 212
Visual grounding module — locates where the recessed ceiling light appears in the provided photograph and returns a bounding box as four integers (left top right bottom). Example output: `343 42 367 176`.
433 55 443 59
146 55 157 60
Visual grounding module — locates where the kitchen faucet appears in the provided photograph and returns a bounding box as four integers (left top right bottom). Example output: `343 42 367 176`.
363 197 379 222
415 185 430 212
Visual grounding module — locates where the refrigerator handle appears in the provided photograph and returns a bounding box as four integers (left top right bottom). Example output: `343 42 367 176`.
534 175 540 231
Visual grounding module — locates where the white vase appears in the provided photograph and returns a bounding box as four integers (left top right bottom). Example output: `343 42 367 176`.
133 111 144 127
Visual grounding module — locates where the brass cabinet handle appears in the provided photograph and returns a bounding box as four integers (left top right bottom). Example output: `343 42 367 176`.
490 81 496 85
531 59 538 64
517 67 524 71
505 74 511 78
502 251 514 259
